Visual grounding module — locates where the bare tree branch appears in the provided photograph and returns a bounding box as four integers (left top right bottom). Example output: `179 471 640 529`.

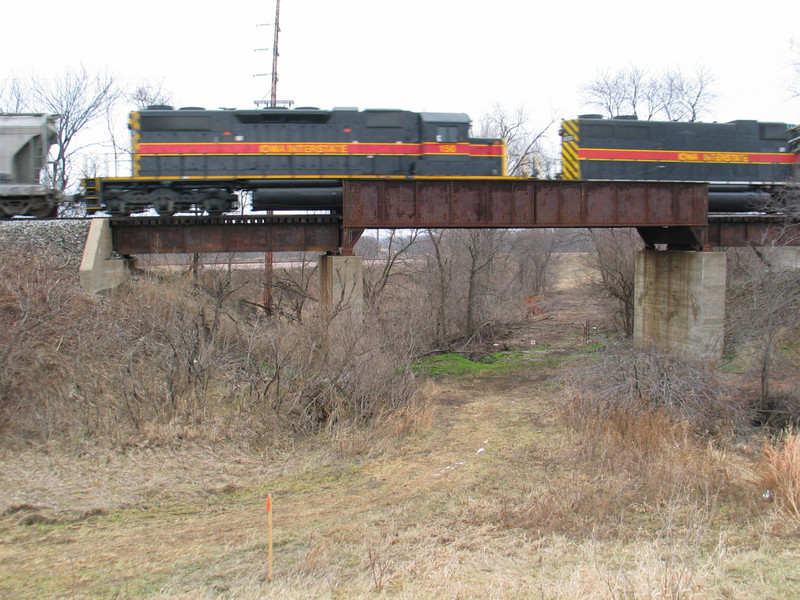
10 66 123 191
790 37 800 98
477 104 555 177
129 81 175 110
582 228 643 336
581 66 715 122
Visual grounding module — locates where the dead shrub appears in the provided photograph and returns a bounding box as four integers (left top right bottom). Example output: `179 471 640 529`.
0 245 421 448
0 247 108 441
538 345 744 531
761 429 800 519
561 345 749 437
239 311 420 436
508 407 730 539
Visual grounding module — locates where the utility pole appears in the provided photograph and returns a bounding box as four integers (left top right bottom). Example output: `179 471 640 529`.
270 0 280 108
254 0 291 108
254 0 285 313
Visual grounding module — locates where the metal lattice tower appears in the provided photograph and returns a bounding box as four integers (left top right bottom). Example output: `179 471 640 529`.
269 0 280 108
255 0 291 108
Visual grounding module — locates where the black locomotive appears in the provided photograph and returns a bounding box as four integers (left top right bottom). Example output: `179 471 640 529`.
561 116 799 211
82 106 506 216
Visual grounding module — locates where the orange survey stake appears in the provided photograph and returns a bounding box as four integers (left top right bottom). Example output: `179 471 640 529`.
266 494 273 582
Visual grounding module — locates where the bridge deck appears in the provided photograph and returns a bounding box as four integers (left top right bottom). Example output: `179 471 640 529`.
106 179 797 254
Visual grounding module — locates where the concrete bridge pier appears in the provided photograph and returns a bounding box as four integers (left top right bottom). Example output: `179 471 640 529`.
318 254 363 320
634 250 726 361
79 219 136 293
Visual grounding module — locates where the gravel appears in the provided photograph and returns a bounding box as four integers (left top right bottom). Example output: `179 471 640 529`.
0 219 91 269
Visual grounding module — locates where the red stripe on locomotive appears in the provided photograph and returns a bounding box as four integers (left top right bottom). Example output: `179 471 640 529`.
136 142 504 158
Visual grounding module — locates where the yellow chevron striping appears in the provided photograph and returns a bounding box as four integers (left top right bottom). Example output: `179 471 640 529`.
560 119 581 180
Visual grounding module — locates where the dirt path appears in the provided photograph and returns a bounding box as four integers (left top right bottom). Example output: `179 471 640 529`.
3 283 798 598
0 349 570 598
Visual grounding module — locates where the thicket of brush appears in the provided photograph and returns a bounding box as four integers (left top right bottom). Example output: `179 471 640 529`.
0 248 419 448
0 228 567 449
554 344 800 525
3 231 800 524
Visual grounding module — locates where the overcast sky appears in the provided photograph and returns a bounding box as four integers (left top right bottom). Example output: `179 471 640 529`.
3 0 798 140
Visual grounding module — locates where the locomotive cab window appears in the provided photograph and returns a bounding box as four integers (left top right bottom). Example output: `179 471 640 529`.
436 126 458 143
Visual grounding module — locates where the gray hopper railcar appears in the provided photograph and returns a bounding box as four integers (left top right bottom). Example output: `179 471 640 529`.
0 114 63 218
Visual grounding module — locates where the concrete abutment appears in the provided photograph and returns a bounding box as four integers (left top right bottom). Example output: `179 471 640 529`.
79 219 136 294
634 250 726 360
317 254 364 320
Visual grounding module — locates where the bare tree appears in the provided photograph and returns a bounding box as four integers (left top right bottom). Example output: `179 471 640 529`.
356 229 421 308
0 79 26 113
419 229 457 346
269 253 319 322
414 228 518 345
129 81 175 110
583 228 643 336
581 67 646 119
512 229 565 297
581 66 715 122
477 104 556 177
660 67 716 122
726 192 800 414
456 228 511 338
7 66 122 191
790 38 800 98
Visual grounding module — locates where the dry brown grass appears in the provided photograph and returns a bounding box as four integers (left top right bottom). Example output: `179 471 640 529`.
2 328 798 599
0 248 422 448
3 245 800 598
761 429 800 518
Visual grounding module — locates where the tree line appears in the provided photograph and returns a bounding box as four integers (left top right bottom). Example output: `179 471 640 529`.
0 67 172 192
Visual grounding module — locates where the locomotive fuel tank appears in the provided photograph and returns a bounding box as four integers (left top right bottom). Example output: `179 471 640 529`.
249 179 343 210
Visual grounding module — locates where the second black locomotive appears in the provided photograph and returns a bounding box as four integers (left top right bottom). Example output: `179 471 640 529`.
561 116 799 211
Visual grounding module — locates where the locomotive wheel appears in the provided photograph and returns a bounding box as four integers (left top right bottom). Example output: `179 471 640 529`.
202 191 235 216
104 199 129 217
149 188 179 217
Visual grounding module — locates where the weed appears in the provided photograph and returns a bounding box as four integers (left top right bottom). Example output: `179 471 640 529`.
761 429 800 519
413 353 492 377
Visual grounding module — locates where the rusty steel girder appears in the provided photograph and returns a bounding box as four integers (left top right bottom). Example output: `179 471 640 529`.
110 215 343 255
707 215 800 247
342 179 708 229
